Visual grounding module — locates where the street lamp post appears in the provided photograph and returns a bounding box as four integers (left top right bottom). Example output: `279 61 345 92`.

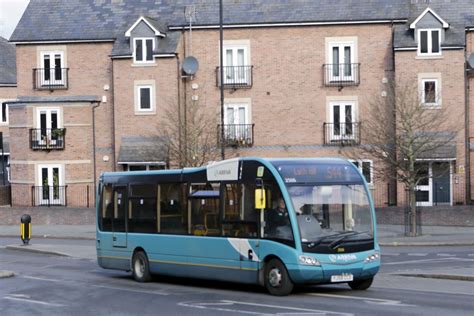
219 0 225 160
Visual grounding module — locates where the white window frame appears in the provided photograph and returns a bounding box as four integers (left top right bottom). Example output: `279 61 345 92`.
40 51 65 86
35 164 65 205
417 28 442 56
133 37 155 64
134 81 156 114
35 107 62 145
328 101 356 141
223 100 251 142
350 159 373 185
328 41 356 82
223 44 250 85
421 78 439 106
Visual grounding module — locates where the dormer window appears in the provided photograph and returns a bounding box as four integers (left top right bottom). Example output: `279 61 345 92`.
134 38 155 63
418 29 441 56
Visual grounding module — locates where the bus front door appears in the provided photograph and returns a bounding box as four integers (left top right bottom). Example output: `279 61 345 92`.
112 185 127 248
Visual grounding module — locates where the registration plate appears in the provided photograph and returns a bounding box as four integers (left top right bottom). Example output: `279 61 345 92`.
330 273 353 282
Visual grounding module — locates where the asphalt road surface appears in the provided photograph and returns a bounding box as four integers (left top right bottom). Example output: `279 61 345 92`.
0 241 473 315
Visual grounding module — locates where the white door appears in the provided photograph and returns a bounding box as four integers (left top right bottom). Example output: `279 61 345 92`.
40 52 64 86
36 108 60 145
415 162 432 207
37 165 64 205
224 47 248 84
329 102 354 141
329 43 354 82
225 104 249 141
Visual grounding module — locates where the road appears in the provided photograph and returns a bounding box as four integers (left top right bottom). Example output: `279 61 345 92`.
0 240 473 315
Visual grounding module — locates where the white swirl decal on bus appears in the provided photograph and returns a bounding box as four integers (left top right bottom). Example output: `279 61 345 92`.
227 238 260 262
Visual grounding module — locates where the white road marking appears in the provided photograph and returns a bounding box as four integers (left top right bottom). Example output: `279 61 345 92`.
467 254 474 257
407 253 428 256
437 253 454 257
178 300 353 316
307 293 416 307
383 258 454 265
21 275 62 282
3 294 65 307
93 284 169 296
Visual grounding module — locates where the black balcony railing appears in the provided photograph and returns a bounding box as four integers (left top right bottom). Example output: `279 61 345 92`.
30 128 66 150
323 122 360 145
33 68 69 90
31 185 67 206
216 65 253 89
323 63 360 87
218 124 254 147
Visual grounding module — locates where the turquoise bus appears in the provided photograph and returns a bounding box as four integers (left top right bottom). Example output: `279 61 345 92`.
96 158 380 295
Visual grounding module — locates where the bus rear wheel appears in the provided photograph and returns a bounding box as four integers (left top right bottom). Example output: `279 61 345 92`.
264 258 294 296
132 251 151 282
348 277 373 290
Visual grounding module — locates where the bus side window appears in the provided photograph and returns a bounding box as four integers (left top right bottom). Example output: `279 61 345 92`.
101 184 113 231
129 184 157 234
189 183 220 236
160 183 187 234
223 183 258 238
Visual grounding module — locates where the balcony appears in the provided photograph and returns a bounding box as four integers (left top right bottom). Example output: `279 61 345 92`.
323 122 360 146
31 186 67 206
30 128 66 150
218 124 254 147
216 66 253 89
323 63 360 88
33 68 69 90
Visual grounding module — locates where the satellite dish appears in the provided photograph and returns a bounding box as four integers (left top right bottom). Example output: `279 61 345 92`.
468 53 474 69
182 56 199 75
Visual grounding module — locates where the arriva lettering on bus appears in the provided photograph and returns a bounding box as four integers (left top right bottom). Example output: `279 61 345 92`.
329 254 358 263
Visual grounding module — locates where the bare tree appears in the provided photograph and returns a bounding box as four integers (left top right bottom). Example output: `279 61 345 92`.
161 97 218 168
357 79 458 236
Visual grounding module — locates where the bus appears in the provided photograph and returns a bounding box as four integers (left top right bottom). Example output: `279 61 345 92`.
96 157 380 296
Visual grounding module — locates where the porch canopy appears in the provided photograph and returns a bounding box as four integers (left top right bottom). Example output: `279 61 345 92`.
414 132 456 160
117 136 168 166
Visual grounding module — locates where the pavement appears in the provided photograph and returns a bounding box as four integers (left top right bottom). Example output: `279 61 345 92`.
1 223 473 281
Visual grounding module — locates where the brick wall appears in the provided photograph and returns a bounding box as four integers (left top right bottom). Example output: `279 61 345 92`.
376 205 474 226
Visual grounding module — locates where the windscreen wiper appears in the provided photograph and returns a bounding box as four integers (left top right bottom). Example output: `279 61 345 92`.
305 232 346 248
328 231 370 249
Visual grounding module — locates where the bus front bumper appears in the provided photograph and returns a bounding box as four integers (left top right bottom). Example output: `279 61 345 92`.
287 261 380 285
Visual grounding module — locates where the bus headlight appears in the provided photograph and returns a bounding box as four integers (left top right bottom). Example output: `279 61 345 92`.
364 252 380 263
299 255 321 266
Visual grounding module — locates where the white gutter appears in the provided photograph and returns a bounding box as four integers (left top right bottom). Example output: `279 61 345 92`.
169 19 408 30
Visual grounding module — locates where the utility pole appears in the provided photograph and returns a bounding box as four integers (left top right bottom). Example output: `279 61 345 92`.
219 0 225 160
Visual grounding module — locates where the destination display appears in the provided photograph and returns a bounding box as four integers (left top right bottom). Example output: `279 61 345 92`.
273 162 362 184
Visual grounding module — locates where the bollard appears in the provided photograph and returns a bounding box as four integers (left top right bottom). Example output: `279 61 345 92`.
20 214 31 245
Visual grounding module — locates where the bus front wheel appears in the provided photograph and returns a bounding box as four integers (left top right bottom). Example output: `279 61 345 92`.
348 277 373 290
264 258 294 296
132 251 151 282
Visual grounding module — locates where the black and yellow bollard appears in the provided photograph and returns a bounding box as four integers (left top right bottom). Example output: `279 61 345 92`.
20 214 31 245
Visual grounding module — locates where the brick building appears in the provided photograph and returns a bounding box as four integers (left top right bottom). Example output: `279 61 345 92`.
0 36 16 187
5 0 474 208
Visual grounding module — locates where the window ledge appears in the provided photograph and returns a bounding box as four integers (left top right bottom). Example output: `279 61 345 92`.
416 55 443 60
131 62 157 67
134 111 156 116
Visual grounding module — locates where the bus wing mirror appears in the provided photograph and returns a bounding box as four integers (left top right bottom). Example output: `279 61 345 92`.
255 188 266 210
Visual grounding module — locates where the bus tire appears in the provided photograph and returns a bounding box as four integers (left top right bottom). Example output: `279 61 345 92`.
132 251 151 282
264 258 294 296
348 277 373 290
